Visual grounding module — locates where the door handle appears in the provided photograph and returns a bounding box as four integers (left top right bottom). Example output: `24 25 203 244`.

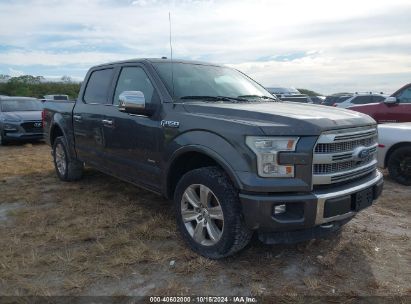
73 114 82 122
102 119 114 126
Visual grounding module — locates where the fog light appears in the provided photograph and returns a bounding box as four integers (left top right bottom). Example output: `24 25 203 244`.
274 204 286 215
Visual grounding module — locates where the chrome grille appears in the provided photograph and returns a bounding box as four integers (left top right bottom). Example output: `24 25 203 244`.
21 121 43 133
314 154 375 174
315 135 377 153
313 126 378 185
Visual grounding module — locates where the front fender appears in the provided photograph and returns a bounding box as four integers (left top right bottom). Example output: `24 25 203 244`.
164 131 251 193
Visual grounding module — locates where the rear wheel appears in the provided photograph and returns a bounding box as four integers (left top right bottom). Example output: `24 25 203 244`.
174 166 252 259
387 146 411 186
53 136 84 181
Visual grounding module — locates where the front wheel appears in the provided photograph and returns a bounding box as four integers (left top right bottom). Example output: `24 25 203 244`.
387 146 411 186
53 136 84 181
174 167 252 259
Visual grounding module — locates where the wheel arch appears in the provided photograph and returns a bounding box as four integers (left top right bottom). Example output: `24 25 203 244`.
165 145 243 200
50 123 64 146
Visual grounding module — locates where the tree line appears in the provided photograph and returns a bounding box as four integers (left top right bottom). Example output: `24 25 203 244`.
0 74 323 99
0 75 81 100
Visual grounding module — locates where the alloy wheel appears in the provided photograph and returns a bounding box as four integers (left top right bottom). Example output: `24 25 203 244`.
180 184 224 246
55 143 67 176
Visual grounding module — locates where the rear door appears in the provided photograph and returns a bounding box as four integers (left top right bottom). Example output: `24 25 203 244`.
73 67 116 168
99 64 164 190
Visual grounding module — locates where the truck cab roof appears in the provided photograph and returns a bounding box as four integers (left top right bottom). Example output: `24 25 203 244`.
91 58 222 70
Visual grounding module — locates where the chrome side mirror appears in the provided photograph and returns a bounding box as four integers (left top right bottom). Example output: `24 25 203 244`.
118 91 147 115
384 96 397 104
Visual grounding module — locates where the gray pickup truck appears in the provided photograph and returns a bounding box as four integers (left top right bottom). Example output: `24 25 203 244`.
43 58 383 258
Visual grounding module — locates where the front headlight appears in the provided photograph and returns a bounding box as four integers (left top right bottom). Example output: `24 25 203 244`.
3 123 18 131
246 136 299 177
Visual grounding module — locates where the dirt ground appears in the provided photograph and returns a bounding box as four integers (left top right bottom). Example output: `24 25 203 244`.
0 142 410 299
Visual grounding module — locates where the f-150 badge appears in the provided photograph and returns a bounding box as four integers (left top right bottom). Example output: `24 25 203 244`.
160 120 180 128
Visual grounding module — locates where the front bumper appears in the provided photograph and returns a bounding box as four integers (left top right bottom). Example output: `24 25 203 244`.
3 131 44 141
240 170 383 243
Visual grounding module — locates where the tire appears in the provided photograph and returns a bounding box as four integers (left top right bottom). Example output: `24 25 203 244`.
387 146 411 186
53 136 84 181
174 166 252 259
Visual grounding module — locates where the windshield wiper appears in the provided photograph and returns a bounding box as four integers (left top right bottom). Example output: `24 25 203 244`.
180 96 248 102
237 95 278 101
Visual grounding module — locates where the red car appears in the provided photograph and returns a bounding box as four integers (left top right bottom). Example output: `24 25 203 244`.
348 83 411 123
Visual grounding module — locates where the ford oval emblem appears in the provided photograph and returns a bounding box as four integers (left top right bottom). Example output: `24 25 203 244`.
358 148 370 160
352 146 372 161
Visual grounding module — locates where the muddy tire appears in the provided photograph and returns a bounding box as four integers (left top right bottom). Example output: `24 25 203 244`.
174 166 252 259
53 136 83 181
387 146 411 186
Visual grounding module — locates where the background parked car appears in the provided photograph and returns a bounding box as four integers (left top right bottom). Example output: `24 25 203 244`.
348 83 411 123
322 95 352 106
43 94 70 101
0 96 43 145
335 92 388 108
309 96 325 104
377 123 411 185
266 87 313 103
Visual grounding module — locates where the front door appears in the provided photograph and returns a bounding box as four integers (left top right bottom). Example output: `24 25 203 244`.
374 87 411 123
101 65 163 191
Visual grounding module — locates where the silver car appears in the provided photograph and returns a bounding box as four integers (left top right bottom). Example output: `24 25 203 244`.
377 123 411 185
0 96 43 145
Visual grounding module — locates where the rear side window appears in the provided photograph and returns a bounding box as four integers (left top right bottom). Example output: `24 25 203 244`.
372 96 385 103
351 96 373 104
84 69 114 104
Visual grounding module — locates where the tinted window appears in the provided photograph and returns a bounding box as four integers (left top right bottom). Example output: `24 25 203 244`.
84 69 114 104
372 96 385 103
54 96 68 101
113 67 157 105
0 99 42 112
397 87 411 104
351 96 373 104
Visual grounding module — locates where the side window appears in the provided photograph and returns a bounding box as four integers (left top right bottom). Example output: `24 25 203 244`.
396 87 411 104
372 96 385 103
113 67 157 105
83 69 114 104
352 96 372 104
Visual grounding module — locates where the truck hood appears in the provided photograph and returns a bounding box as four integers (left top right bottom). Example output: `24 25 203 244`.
2 111 42 122
182 101 376 135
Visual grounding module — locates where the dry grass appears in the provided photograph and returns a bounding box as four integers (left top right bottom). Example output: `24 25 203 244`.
0 143 410 297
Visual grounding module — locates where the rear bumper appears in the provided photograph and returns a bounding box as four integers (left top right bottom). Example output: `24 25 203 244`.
240 170 383 243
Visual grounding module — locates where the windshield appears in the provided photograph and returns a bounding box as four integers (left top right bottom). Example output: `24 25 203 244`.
0 99 42 112
152 62 274 101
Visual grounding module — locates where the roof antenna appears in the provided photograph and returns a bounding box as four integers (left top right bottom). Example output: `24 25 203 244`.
169 12 175 100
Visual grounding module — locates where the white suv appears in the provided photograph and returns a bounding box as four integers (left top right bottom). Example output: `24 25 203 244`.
335 93 388 108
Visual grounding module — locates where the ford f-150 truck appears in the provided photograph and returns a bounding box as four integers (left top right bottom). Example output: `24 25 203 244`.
43 58 383 259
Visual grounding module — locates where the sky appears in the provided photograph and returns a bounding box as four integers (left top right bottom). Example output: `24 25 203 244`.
0 0 410 94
